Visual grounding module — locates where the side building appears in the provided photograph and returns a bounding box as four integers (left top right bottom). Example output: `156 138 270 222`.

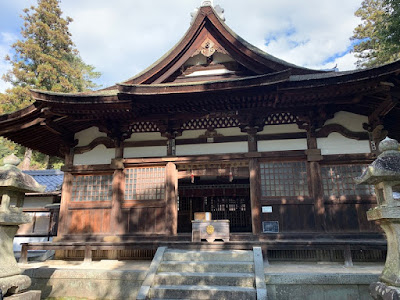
1 2 398 259
14 170 62 252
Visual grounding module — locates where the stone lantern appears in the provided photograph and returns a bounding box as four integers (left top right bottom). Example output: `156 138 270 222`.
0 154 45 299
356 137 400 299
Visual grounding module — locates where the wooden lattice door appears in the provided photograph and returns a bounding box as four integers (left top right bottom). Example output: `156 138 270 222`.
178 184 251 233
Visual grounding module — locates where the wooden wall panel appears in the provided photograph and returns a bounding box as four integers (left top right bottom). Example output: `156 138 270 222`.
123 207 166 234
325 203 380 233
261 203 316 232
325 204 358 232
67 208 111 234
356 203 380 232
261 202 380 234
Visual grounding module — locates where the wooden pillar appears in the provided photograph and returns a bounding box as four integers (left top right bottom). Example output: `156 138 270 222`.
110 143 125 234
249 158 262 235
247 128 258 152
306 128 325 231
165 162 178 235
58 147 74 238
166 137 176 156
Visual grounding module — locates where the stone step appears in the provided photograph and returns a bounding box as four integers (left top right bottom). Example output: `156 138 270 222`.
150 285 256 300
158 261 254 273
154 272 255 287
163 249 253 262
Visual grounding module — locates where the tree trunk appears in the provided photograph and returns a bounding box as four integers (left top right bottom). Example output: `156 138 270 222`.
44 155 50 169
21 148 32 170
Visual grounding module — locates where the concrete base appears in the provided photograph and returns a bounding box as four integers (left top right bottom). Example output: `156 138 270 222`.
4 290 41 300
23 267 145 299
370 282 400 300
20 260 383 300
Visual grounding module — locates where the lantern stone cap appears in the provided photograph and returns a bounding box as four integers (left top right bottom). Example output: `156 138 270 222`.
0 154 45 193
0 210 32 225
356 137 400 185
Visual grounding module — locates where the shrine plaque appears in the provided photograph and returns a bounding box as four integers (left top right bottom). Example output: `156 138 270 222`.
262 221 279 233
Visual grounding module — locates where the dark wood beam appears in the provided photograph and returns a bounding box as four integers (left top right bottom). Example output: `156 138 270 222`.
369 95 398 124
0 118 45 135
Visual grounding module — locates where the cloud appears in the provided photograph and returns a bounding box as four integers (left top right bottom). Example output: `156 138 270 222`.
0 32 18 93
0 0 364 91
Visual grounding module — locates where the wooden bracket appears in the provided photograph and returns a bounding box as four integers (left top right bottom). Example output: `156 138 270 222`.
305 149 322 162
111 158 125 170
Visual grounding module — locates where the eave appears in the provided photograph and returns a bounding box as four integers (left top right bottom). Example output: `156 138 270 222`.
117 60 400 96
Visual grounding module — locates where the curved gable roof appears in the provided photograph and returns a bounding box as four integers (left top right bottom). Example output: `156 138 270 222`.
121 4 325 86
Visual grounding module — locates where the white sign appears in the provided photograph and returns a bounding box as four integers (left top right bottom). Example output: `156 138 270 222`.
262 206 273 213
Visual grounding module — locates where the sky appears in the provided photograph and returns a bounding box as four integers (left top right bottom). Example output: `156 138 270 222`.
0 0 363 92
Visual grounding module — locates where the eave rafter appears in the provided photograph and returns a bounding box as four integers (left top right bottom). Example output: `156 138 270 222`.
368 84 400 125
0 104 45 135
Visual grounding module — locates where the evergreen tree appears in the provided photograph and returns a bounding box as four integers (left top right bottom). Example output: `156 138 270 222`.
351 0 400 68
3 0 100 97
380 0 400 55
0 0 101 169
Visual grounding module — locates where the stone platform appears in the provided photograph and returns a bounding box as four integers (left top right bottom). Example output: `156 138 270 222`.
20 259 381 299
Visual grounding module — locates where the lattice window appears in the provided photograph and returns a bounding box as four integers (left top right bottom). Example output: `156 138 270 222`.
265 113 298 125
182 117 239 130
131 122 159 133
125 167 166 200
71 175 113 202
321 164 374 197
260 162 309 197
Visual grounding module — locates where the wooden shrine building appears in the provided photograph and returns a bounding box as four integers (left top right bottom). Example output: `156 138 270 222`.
1 2 400 258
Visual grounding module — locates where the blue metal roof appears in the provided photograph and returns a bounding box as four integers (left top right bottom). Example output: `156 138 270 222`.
23 170 64 192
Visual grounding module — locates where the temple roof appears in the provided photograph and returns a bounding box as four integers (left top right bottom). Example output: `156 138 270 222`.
118 4 325 86
0 2 399 156
23 170 64 192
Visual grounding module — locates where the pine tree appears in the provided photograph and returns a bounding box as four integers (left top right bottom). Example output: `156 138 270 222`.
1 0 101 168
351 0 400 68
380 0 400 55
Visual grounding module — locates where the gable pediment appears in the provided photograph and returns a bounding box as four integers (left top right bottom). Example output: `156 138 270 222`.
122 4 322 86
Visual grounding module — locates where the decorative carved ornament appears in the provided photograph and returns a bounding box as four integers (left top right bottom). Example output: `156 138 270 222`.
206 225 215 235
296 109 334 133
74 137 115 155
198 129 224 138
192 38 227 58
98 120 133 144
315 124 369 140
177 160 248 171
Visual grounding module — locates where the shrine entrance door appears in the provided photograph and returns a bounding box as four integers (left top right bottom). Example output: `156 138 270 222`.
177 182 251 233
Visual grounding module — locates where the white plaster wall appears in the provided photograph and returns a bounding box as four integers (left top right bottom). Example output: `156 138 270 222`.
74 126 107 147
10 196 54 208
23 197 53 208
176 130 205 139
176 142 248 156
74 145 115 165
317 133 371 155
258 139 308 152
324 111 368 132
259 124 306 134
124 146 166 158
216 127 247 136
125 132 163 142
